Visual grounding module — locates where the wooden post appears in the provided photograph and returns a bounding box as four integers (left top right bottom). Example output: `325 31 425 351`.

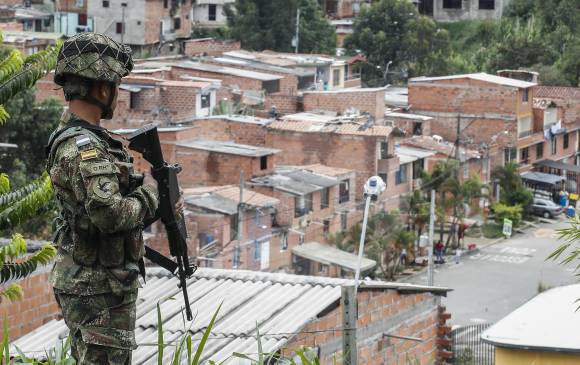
342 285 357 365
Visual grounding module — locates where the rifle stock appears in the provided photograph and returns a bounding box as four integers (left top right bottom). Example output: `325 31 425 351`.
128 124 195 321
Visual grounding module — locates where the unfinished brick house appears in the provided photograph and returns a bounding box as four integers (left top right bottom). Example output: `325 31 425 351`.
409 72 537 170
265 112 403 210
302 87 386 122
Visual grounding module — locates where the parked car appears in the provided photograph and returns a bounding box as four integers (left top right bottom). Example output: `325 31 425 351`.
532 198 563 218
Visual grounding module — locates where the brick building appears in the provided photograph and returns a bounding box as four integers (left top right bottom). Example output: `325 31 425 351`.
1 31 61 56
183 37 241 57
191 0 234 29
0 6 52 32
409 73 537 170
266 112 402 210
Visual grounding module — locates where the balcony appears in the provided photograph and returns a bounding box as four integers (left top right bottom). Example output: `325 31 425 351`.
377 154 399 174
518 130 534 138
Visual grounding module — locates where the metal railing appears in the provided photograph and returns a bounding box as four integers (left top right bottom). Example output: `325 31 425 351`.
451 323 495 365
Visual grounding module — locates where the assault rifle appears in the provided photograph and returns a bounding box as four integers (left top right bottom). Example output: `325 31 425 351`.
128 124 195 321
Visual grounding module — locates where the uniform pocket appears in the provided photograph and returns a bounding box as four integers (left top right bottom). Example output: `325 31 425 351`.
99 233 125 268
72 216 98 266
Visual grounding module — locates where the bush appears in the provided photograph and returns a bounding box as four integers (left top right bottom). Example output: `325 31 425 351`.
492 203 523 227
481 223 503 239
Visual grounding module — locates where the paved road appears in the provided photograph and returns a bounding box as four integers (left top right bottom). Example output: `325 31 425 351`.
406 220 576 326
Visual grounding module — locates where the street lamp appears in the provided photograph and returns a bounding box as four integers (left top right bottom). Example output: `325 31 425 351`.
384 60 393 85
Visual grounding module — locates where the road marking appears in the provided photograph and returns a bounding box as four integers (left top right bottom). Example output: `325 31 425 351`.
469 253 530 264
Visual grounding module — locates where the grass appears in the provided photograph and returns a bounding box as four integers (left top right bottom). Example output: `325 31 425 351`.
481 223 504 239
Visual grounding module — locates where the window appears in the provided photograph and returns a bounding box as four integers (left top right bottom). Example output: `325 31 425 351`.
129 92 138 110
479 0 495 9
504 147 517 165
341 212 347 231
443 0 462 9
75 0 84 7
254 240 260 261
323 220 330 236
263 80 280 93
260 156 268 170
280 232 288 251
78 13 87 26
253 210 261 225
201 93 211 108
551 137 557 155
321 188 330 209
544 108 557 128
174 17 181 30
412 160 423 180
522 88 529 103
208 4 217 21
163 0 168 8
378 173 388 186
413 122 422 136
233 246 240 268
116 22 124 34
536 142 544 159
564 133 570 149
380 142 389 159
332 69 340 87
102 0 109 7
520 147 529 164
230 214 238 241
294 194 312 217
396 164 408 185
339 179 350 203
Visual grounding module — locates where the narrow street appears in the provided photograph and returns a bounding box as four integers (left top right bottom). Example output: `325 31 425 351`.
406 220 576 326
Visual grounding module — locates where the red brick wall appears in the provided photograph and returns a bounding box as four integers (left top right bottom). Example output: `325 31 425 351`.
266 130 381 200
284 290 439 365
0 270 60 340
184 39 241 57
0 21 24 31
169 66 264 93
263 94 300 114
56 0 86 13
189 118 268 146
302 88 386 121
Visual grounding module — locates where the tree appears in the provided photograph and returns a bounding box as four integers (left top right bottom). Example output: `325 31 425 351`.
491 162 533 216
344 0 455 85
225 0 336 53
0 39 60 301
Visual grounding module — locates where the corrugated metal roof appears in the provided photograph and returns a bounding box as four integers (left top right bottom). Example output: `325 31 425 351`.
292 242 376 272
175 140 280 157
251 166 339 195
186 194 238 215
482 284 580 352
174 61 283 81
12 268 449 363
396 145 436 164
185 185 279 210
269 117 392 137
410 73 536 89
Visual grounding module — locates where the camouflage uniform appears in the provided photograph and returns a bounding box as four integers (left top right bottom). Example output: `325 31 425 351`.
46 34 158 365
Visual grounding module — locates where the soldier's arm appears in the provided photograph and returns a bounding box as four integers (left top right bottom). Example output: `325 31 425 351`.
63 138 159 234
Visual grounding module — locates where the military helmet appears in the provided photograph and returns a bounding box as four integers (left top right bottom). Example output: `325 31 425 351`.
54 33 134 86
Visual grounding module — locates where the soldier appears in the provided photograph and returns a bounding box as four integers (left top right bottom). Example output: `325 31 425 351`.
46 33 164 364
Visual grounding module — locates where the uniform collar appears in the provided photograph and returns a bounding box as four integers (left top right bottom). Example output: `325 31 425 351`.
66 113 107 133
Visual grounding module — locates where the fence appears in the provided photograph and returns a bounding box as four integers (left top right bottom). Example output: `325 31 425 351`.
451 323 495 365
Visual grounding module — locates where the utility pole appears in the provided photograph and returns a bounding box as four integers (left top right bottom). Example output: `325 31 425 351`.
294 8 300 53
455 114 461 174
427 189 435 286
341 285 357 365
235 170 244 269
354 194 371 297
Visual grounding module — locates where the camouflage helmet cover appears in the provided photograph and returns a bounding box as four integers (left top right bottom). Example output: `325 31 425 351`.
54 33 134 86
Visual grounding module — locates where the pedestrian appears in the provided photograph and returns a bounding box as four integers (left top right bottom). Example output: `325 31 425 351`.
435 240 444 264
45 33 182 365
455 248 462 264
457 223 467 247
400 248 407 266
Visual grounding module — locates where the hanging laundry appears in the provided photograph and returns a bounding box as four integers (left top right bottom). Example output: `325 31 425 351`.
544 128 552 140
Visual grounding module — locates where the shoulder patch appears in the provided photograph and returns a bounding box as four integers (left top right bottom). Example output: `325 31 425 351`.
80 149 98 161
75 135 93 151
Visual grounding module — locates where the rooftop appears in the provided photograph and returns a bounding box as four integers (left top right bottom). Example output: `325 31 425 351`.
223 50 335 67
292 241 376 272
396 145 436 165
302 86 387 94
209 56 315 77
272 113 393 137
298 164 354 178
482 284 580 353
409 73 537 89
385 111 433 122
402 136 481 160
137 61 283 82
175 140 280 157
185 185 280 215
12 267 449 364
251 166 340 195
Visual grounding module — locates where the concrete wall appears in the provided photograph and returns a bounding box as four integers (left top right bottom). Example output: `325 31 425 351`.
191 1 233 27
432 0 510 22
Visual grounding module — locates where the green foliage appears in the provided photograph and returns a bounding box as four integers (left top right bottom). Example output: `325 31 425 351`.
551 216 580 281
481 222 504 239
491 163 533 215
0 233 56 287
0 172 54 231
225 0 336 53
491 202 523 227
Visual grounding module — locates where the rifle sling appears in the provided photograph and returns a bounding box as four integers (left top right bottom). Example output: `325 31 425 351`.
144 245 179 274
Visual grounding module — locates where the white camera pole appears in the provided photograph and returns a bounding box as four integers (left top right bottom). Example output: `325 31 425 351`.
354 194 372 296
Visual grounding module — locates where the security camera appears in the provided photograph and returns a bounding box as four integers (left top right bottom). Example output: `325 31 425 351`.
364 176 386 201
